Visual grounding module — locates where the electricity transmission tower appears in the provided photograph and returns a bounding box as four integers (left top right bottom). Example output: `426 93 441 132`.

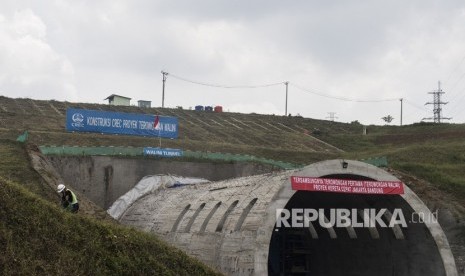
326 112 338 121
423 81 451 123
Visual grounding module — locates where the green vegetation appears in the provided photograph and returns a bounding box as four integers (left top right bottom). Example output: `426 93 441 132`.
337 126 465 205
0 139 55 201
1 96 465 273
0 178 219 275
0 141 219 275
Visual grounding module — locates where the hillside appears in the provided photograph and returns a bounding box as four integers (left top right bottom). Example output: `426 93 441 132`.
0 139 220 275
0 96 351 164
1 96 465 274
340 123 465 205
0 178 220 275
1 96 465 202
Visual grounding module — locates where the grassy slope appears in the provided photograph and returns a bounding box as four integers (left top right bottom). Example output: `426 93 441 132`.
1 97 465 273
3 98 464 204
0 140 220 276
0 139 56 201
0 96 351 165
330 123 465 205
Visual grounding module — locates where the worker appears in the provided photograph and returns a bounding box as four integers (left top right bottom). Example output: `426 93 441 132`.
57 184 79 213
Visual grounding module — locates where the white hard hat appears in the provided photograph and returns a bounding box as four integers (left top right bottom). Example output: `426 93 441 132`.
57 184 66 193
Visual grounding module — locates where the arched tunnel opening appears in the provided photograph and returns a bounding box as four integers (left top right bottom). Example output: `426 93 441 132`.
268 174 445 276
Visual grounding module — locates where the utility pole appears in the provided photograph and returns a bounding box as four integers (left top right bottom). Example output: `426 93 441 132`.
423 81 451 123
284 81 289 116
161 71 168 108
326 112 338 121
400 98 403 126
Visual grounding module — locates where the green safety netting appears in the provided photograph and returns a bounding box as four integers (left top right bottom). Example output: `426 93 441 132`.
16 131 28 143
39 146 301 169
38 146 387 169
39 146 143 156
361 156 388 167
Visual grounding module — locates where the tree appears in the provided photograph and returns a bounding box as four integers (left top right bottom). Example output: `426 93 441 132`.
382 115 394 124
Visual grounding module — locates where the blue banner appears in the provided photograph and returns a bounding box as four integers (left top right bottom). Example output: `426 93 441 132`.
143 147 183 157
66 108 178 139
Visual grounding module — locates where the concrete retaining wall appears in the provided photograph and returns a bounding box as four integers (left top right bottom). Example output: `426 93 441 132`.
48 156 278 209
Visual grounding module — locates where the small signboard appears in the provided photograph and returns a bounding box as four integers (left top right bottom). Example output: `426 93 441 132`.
143 147 183 157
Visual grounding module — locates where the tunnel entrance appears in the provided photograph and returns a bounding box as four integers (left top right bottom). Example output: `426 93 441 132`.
268 174 445 276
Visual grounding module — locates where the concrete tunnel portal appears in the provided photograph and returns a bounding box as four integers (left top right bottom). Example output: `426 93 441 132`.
106 160 457 275
268 179 443 275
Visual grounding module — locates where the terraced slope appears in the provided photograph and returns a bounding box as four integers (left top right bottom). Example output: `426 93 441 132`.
0 96 363 163
2 96 465 202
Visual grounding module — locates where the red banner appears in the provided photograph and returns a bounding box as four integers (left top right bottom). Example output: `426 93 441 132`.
291 176 404 195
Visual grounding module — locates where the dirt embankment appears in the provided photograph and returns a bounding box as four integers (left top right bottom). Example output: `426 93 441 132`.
26 144 113 221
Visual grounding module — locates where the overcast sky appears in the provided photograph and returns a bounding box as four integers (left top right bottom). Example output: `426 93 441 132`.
1 1 465 125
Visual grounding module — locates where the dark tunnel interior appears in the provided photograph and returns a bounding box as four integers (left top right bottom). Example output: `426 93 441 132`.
267 174 445 276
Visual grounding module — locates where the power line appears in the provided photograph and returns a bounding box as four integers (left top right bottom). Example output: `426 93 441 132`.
443 71 465 105
168 72 284 89
165 71 400 102
443 54 465 110
447 87 465 116
442 55 465 115
400 99 430 123
445 81 465 116
404 99 429 112
290 83 398 103
445 54 465 84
